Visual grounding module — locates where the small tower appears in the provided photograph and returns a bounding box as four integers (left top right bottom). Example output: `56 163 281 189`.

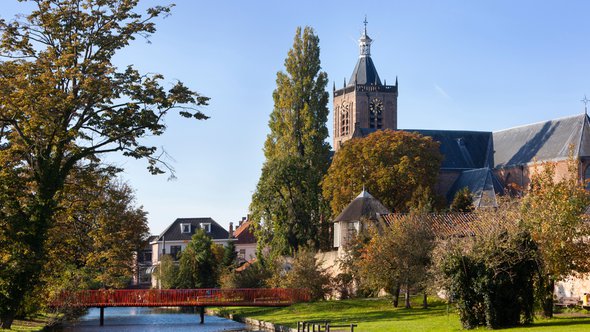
333 19 398 151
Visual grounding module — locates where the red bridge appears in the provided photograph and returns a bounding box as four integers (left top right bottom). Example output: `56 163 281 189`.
51 288 311 325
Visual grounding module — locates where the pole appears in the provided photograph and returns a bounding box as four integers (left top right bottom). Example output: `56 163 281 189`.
99 307 104 326
199 306 205 324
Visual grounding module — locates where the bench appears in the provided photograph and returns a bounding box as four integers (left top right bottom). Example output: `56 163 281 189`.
555 296 581 307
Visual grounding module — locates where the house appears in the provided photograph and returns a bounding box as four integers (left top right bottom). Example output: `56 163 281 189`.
332 189 390 251
150 217 230 287
131 235 158 288
231 217 257 265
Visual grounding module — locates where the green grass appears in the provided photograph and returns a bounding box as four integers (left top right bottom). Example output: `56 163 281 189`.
216 297 590 331
7 313 57 332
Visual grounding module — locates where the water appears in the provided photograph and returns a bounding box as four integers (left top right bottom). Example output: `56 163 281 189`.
57 307 257 331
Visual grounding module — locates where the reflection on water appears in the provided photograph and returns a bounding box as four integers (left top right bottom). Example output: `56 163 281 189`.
56 307 258 332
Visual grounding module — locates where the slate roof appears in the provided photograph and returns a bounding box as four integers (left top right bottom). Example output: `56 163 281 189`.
156 217 229 242
447 168 505 208
404 129 494 169
334 190 390 222
348 56 382 86
493 114 590 168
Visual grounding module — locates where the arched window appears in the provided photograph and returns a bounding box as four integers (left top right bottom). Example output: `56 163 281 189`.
340 102 350 136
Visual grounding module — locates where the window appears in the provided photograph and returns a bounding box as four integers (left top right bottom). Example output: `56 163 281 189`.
585 165 590 190
333 223 341 248
347 221 359 240
170 245 182 260
238 249 246 262
201 223 211 233
340 102 350 136
180 223 191 234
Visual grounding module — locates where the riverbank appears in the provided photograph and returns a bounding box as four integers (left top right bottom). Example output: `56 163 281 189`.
214 297 590 332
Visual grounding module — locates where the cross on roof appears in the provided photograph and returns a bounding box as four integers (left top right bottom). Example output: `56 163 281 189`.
581 95 589 114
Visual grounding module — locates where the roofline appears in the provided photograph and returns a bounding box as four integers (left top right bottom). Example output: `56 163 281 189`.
494 156 576 169
493 113 588 134
155 217 221 241
402 129 492 135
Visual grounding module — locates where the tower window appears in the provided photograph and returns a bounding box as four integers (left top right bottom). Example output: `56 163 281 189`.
340 102 350 136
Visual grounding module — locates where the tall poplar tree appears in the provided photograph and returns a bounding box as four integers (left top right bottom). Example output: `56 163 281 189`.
250 26 330 256
0 1 207 327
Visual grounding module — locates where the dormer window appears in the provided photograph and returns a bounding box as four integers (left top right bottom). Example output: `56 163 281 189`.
180 223 192 234
201 223 211 233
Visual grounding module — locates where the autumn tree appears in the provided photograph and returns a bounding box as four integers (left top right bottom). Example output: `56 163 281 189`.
521 162 590 318
322 130 443 216
250 26 331 256
0 1 207 327
43 166 148 292
358 214 435 308
176 229 219 289
270 248 332 301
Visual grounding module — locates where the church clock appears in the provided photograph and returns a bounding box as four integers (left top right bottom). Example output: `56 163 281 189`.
369 98 383 129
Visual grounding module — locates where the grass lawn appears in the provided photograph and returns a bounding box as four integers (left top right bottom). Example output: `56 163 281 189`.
216 297 590 331
5 313 57 332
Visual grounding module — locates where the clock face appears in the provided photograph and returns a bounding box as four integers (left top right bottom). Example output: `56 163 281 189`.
370 98 383 114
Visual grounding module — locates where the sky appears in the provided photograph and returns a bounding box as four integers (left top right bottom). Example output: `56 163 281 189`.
4 0 590 235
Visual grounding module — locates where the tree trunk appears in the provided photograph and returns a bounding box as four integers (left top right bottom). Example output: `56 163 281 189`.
0 312 14 330
392 284 401 307
423 292 428 309
542 278 555 318
405 286 411 308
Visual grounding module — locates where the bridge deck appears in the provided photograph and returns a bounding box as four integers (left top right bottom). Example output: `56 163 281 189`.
51 288 311 307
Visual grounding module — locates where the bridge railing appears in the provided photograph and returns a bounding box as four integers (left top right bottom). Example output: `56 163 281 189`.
51 288 311 307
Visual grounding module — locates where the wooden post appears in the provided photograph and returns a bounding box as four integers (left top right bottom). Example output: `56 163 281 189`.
199 306 205 324
350 323 355 332
99 307 104 326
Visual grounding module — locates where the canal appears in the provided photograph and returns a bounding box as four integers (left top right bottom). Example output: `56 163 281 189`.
57 307 258 331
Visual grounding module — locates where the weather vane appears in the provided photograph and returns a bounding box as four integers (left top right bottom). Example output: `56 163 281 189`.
582 95 589 114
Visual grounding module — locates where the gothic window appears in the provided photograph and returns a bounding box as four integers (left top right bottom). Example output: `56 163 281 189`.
369 98 383 129
340 102 350 136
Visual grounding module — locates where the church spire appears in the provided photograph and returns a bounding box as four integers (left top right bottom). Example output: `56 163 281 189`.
359 16 372 57
348 17 381 86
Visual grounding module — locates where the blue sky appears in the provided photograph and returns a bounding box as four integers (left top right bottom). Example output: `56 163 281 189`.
4 1 590 234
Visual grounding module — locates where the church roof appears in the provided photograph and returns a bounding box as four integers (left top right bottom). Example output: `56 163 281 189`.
493 114 590 168
447 168 504 208
334 189 391 222
404 129 494 169
348 56 382 86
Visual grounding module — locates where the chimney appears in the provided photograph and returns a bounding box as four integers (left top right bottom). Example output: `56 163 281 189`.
229 222 234 238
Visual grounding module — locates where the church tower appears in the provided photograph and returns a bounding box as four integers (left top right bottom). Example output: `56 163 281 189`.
333 20 398 150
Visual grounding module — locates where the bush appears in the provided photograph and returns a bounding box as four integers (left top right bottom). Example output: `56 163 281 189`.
219 261 272 289
434 211 537 329
270 249 332 301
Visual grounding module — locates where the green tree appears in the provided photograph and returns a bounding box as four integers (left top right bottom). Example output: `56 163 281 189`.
322 130 443 216
358 214 435 308
450 187 474 212
434 208 538 329
156 254 178 289
250 26 331 256
521 162 590 318
270 248 332 301
222 240 238 268
0 1 207 327
176 229 218 288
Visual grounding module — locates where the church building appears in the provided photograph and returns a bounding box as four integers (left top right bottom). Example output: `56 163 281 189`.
334 22 590 207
